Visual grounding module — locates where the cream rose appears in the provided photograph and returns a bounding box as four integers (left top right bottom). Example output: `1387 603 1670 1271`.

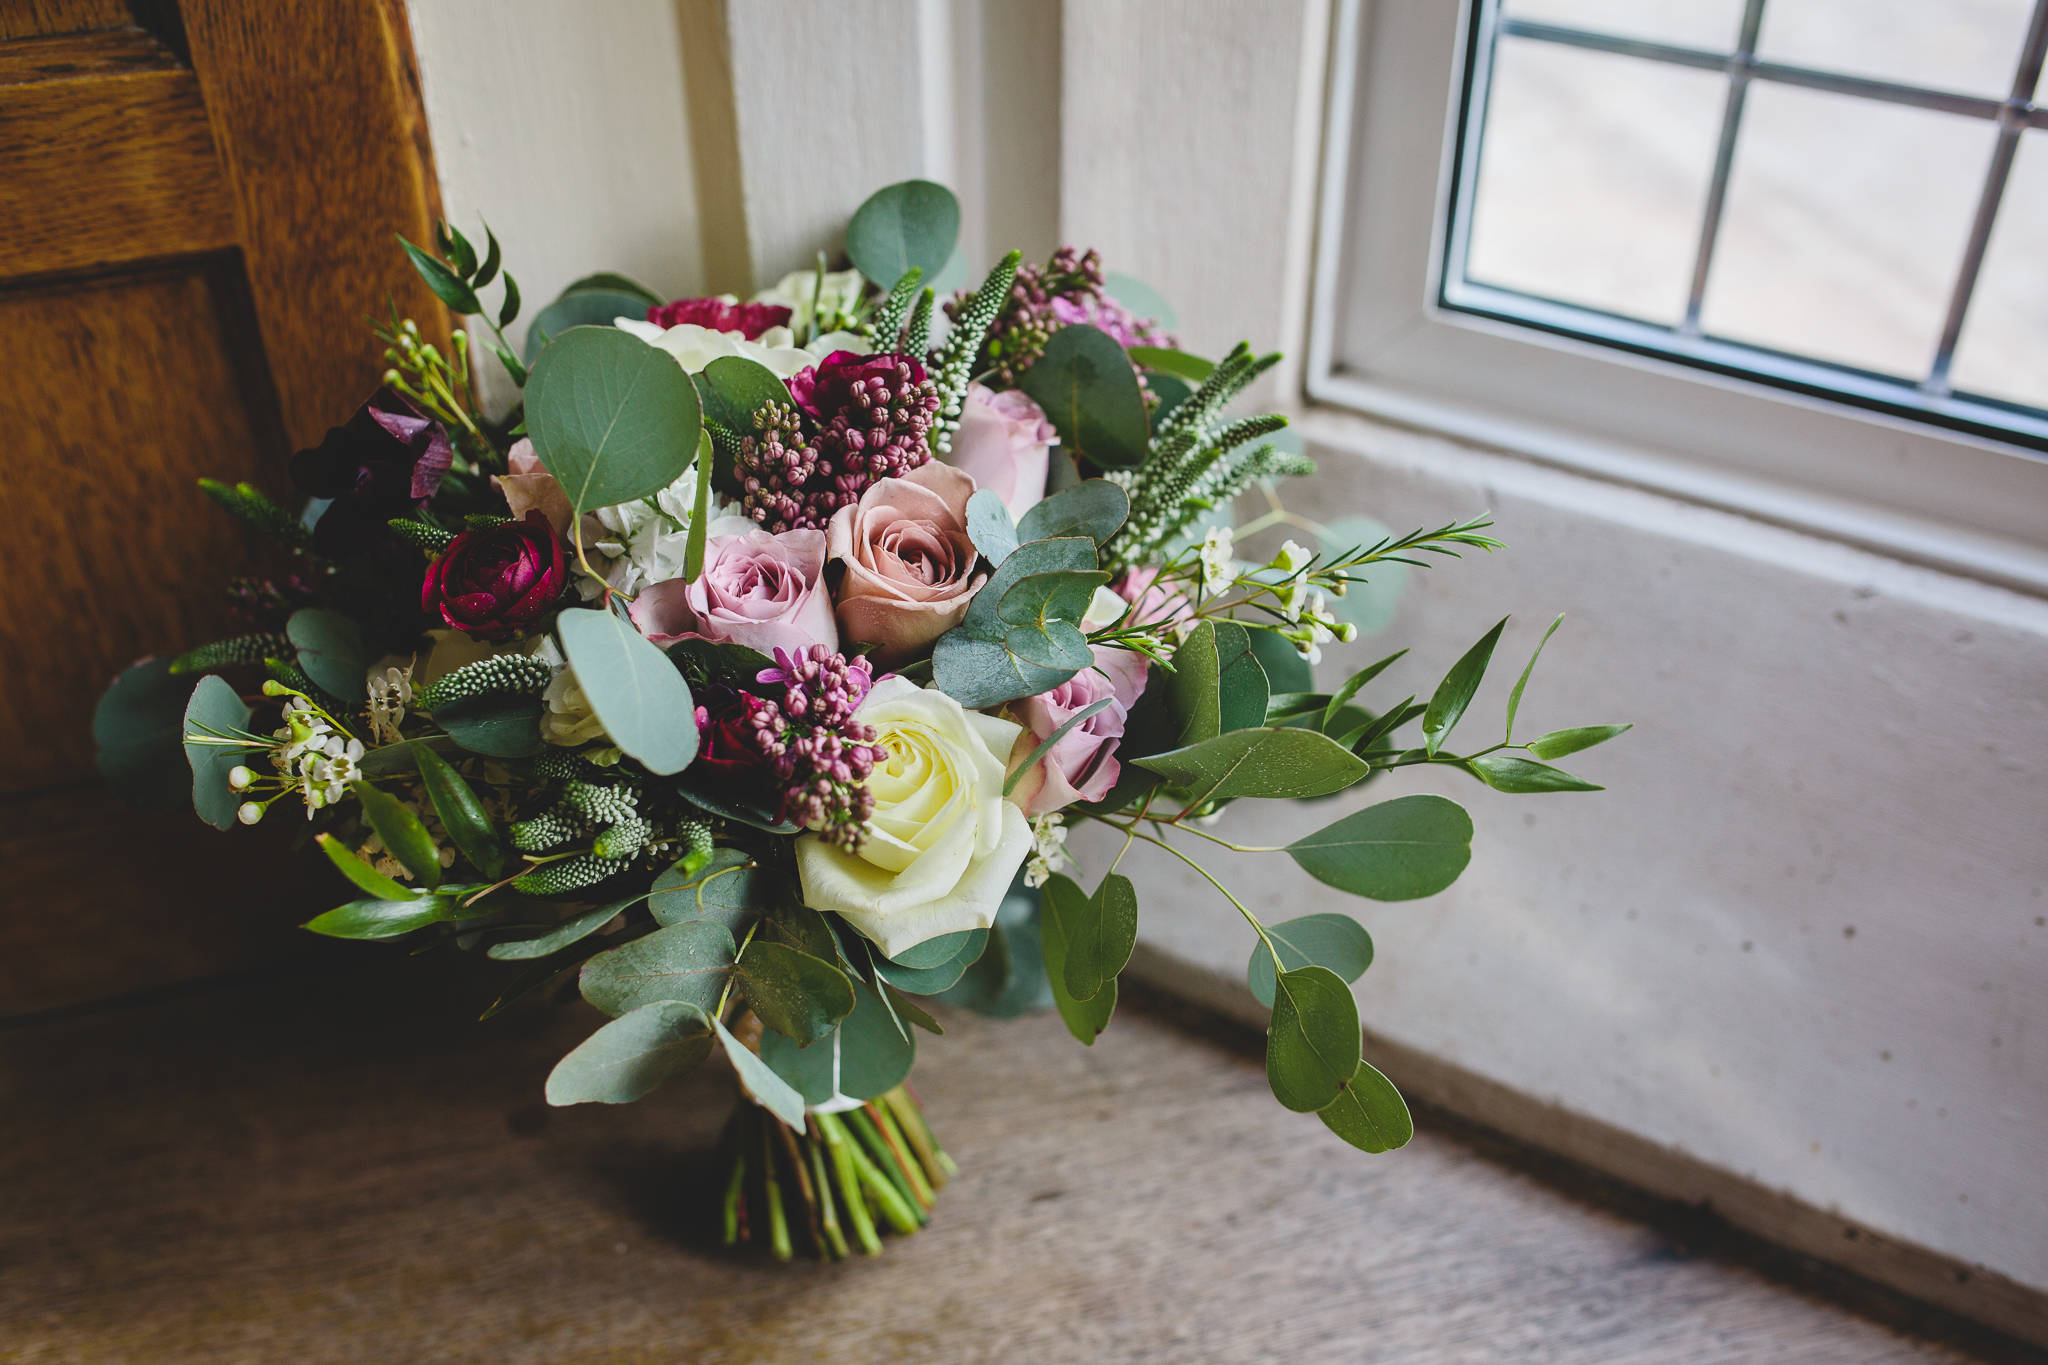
795 676 1031 958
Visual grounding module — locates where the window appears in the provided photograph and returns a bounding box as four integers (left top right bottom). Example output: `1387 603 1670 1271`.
1307 0 2048 591
1443 0 2048 450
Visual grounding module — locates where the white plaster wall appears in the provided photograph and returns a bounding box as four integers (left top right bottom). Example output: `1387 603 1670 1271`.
406 0 708 407
1071 414 2048 1293
1060 0 1322 374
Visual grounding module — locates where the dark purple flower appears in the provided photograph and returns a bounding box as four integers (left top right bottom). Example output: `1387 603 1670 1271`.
290 387 454 556
647 298 792 339
420 511 565 640
787 351 928 421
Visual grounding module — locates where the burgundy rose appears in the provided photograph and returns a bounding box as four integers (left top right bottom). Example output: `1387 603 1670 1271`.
646 297 792 339
693 687 775 791
290 387 454 556
421 511 565 641
788 350 928 421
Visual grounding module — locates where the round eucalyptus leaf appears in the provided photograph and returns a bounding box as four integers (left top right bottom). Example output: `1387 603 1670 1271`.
1266 965 1361 1113
286 609 368 701
94 657 195 810
1318 1058 1414 1153
523 290 656 363
844 179 961 288
556 607 698 774
525 326 702 513
182 674 252 830
546 1001 715 1106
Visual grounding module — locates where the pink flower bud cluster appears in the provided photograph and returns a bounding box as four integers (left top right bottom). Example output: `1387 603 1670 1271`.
952 245 1174 390
735 355 939 533
742 646 889 851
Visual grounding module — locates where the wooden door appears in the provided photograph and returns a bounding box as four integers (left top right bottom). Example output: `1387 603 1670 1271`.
0 0 450 1018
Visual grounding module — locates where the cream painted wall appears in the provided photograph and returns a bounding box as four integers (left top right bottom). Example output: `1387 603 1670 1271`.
403 0 2046 1317
407 0 709 409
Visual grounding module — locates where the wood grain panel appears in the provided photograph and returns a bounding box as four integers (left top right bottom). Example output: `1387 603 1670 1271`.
0 261 285 796
0 786 333 1019
0 46 237 278
0 0 133 40
181 0 450 452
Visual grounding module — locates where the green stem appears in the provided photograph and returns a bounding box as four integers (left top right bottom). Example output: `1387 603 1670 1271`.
721 1119 747 1246
846 1107 926 1220
805 1124 848 1259
761 1119 792 1262
867 1102 935 1209
817 1113 883 1254
1097 820 1281 966
828 1112 921 1235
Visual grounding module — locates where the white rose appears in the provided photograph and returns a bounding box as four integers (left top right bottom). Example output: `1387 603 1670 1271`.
795 675 1032 958
613 317 872 380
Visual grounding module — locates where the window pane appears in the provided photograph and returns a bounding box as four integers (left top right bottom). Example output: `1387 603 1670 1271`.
1698 84 1995 378
1756 0 2036 98
1465 40 1725 326
1949 132 2048 408
1499 0 1746 51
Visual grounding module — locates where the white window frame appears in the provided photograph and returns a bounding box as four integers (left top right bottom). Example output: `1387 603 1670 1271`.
1303 0 2048 594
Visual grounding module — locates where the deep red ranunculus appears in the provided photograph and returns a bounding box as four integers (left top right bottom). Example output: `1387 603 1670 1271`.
290 387 454 556
646 298 792 339
787 350 928 422
692 687 774 791
420 511 565 640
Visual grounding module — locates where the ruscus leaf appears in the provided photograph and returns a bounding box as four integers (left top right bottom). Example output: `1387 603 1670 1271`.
1135 727 1371 804
1527 724 1632 760
411 741 507 878
1422 616 1508 756
352 780 442 889
1465 753 1605 793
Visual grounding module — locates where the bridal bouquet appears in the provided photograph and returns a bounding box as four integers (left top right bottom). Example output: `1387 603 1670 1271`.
93 181 1627 1261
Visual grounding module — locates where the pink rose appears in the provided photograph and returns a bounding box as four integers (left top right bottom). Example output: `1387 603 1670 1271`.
493 438 574 538
628 529 836 656
946 384 1054 521
826 461 987 667
1006 646 1150 815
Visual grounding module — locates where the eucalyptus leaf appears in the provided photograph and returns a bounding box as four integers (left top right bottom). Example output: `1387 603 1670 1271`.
647 847 752 924
434 694 544 757
1147 371 1192 424
1422 617 1507 757
521 290 656 363
886 985 944 1035
578 918 735 1017
1213 620 1268 734
677 776 798 833
713 1014 807 1129
525 325 702 513
1318 1058 1414 1153
1104 272 1179 329
1040 874 1117 1044
933 537 1100 707
1247 627 1315 694
837 971 917 1099
352 780 442 889
844 179 960 286
871 927 987 994
313 832 424 903
411 742 507 878
1019 323 1151 469
1527 724 1632 760
1285 794 1473 900
546 1000 714 1106
935 876 1051 1017
1247 913 1375 1009
1135 727 1371 804
94 657 194 810
1465 753 1605 793
759 1025 838 1105
557 608 698 774
1168 619 1222 747
562 271 665 307
1060 872 1138 1004
693 355 789 439
1015 479 1130 547
1267 965 1361 1113
966 489 1020 566
733 940 855 1045
181 674 252 830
